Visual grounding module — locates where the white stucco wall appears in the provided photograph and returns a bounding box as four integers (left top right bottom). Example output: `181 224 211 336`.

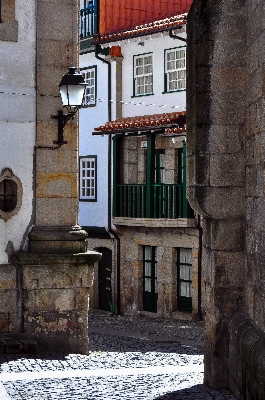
0 0 36 263
105 27 187 119
78 52 110 228
78 27 186 229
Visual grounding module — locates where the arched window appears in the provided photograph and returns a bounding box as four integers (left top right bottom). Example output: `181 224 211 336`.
0 169 22 221
0 179 17 212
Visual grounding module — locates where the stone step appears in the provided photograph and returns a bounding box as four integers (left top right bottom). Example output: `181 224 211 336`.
0 334 37 354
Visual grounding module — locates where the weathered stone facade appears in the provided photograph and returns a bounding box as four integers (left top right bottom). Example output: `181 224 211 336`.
187 0 265 398
0 0 101 354
112 135 201 319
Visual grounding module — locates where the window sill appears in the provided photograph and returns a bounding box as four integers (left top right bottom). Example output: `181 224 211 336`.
79 198 97 202
131 93 154 98
0 20 18 42
81 104 96 108
162 89 186 94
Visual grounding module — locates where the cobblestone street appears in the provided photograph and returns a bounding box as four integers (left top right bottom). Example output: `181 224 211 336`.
0 311 237 399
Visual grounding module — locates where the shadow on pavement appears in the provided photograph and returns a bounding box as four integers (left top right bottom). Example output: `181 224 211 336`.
153 383 238 399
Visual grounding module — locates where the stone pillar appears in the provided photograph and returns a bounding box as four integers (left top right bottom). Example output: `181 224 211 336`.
186 0 246 388
12 0 102 353
15 252 100 354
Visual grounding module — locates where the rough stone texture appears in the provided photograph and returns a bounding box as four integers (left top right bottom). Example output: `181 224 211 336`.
15 252 101 355
115 224 200 319
187 0 265 398
35 0 79 230
229 313 265 400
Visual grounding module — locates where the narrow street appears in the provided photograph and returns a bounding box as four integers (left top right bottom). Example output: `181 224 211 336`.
0 311 236 399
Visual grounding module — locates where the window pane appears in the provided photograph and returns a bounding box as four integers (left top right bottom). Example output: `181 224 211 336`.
145 278 152 292
145 246 152 260
179 248 192 264
180 282 192 297
180 265 192 280
145 261 152 276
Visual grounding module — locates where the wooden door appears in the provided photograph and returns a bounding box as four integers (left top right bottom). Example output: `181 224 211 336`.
98 247 112 311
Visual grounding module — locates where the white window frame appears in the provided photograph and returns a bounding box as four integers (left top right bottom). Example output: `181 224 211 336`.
81 66 96 106
133 53 153 96
165 47 186 92
79 156 97 201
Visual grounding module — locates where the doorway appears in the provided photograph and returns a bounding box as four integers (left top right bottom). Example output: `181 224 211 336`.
98 247 112 311
143 245 158 312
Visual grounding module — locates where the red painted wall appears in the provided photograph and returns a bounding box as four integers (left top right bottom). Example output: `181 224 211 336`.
99 0 193 35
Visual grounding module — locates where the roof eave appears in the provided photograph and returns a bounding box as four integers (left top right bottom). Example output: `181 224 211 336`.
92 22 186 46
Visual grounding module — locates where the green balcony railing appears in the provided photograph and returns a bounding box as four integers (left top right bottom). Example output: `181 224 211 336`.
114 183 194 219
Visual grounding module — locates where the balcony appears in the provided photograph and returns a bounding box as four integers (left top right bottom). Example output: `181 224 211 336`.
80 0 97 39
114 183 194 219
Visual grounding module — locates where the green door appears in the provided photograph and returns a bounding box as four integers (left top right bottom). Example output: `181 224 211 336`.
143 246 158 312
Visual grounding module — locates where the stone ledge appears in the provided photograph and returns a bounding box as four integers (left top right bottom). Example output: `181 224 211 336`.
14 251 102 265
113 217 197 228
0 334 37 354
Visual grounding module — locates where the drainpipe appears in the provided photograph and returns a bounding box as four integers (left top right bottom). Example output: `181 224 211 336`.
196 214 203 321
95 44 121 315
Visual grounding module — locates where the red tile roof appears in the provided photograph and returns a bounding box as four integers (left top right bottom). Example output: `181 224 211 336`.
94 14 187 44
93 112 186 135
99 0 193 36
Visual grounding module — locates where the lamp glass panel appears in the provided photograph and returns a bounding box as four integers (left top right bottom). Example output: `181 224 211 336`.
60 84 86 107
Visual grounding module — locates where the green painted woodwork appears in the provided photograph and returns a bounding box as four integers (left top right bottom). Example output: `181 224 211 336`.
113 136 193 219
143 246 158 313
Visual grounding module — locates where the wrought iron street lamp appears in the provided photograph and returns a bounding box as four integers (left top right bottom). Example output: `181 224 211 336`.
52 67 86 146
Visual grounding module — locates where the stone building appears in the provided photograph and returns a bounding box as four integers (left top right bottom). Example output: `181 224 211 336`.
187 0 265 398
79 0 203 319
0 0 100 354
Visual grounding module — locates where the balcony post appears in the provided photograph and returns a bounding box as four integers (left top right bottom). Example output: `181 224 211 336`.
182 141 187 217
146 134 155 218
113 136 118 217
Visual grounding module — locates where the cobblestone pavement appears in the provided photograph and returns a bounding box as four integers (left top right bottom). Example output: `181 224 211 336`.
0 311 237 399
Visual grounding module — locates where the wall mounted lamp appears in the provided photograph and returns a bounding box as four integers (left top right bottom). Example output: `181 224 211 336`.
51 67 86 146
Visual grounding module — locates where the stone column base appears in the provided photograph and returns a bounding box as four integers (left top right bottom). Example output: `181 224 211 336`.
14 251 101 355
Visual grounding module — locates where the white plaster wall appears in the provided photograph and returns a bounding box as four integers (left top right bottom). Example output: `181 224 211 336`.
0 0 36 263
78 28 186 229
78 52 110 228
114 29 186 118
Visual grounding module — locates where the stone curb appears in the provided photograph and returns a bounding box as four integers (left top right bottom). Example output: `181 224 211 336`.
89 327 204 346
